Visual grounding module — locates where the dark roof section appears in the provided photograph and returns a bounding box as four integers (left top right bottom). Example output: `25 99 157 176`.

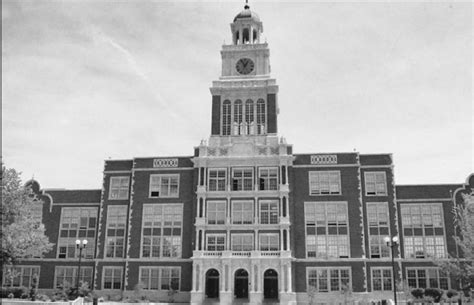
396 184 461 200
45 189 102 204
360 154 392 166
104 160 133 172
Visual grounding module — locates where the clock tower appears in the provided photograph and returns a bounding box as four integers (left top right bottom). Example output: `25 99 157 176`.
210 3 279 137
192 4 295 305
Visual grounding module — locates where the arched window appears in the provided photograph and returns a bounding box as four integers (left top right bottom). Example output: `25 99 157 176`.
234 100 243 135
253 29 258 43
245 99 254 135
222 100 231 136
243 28 250 44
235 31 240 45
257 99 266 135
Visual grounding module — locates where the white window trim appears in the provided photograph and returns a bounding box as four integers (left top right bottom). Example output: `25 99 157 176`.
206 200 226 225
54 266 93 288
108 176 130 200
367 202 391 258
207 168 227 192
138 266 181 291
231 167 254 191
371 267 393 292
306 267 352 292
149 174 180 198
304 201 350 259
104 205 127 259
308 170 342 196
231 233 254 251
259 200 279 224
364 171 388 196
206 233 226 251
259 233 279 251
140 203 183 259
2 265 41 288
102 266 123 290
405 267 450 290
57 207 98 259
231 200 254 224
258 167 279 191
400 202 447 259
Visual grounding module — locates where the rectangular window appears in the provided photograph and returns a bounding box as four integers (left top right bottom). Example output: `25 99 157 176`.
207 201 226 225
142 204 182 258
259 234 279 251
2 266 40 288
232 201 253 224
401 204 446 258
305 202 349 258
260 200 279 224
140 267 180 291
406 268 449 290
150 174 179 198
372 268 392 291
259 167 278 191
206 234 226 251
309 171 341 195
103 267 123 290
364 172 387 196
58 207 97 259
367 202 391 258
231 234 254 251
307 268 350 292
208 169 227 191
109 176 130 200
105 205 127 258
232 168 253 191
55 267 93 288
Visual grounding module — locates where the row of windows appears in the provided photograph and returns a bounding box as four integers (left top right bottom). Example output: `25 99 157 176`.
206 200 279 225
304 202 446 259
221 99 266 136
1 265 448 292
56 203 446 260
108 171 388 200
205 233 280 251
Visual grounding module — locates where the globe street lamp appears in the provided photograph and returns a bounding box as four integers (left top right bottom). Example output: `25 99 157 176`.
75 239 88 297
384 236 399 305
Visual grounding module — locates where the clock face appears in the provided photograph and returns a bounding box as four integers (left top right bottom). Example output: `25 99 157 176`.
236 58 255 75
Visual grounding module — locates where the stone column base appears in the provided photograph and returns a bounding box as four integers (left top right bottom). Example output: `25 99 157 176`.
190 291 204 305
249 291 263 304
279 292 297 305
219 291 233 305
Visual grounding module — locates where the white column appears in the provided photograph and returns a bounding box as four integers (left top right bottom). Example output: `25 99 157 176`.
192 264 196 291
287 264 292 292
286 229 290 251
280 229 284 251
249 26 253 43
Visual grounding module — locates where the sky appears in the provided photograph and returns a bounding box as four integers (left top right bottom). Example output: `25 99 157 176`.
2 0 473 189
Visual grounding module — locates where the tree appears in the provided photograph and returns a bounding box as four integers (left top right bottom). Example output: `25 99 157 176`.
1 164 53 266
437 192 474 297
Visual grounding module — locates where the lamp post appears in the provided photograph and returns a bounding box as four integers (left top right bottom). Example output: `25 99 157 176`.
384 236 399 305
75 239 88 296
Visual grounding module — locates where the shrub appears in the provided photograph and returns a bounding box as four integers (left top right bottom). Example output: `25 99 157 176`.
425 288 443 302
446 289 458 299
411 288 425 299
0 286 28 298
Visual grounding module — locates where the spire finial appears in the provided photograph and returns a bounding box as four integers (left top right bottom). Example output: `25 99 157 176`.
244 0 249 9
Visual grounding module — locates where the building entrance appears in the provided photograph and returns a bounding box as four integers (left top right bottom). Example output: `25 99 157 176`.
234 269 249 299
205 269 219 299
263 269 279 299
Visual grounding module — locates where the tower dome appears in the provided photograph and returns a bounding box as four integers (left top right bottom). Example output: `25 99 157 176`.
233 4 260 22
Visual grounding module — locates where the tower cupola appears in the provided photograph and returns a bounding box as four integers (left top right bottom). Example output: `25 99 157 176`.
231 3 263 45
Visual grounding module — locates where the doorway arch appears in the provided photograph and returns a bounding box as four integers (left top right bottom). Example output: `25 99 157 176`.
205 269 219 299
264 269 278 299
234 269 249 299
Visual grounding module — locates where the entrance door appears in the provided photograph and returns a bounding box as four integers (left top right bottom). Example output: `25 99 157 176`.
264 269 278 299
234 269 249 299
205 269 219 298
